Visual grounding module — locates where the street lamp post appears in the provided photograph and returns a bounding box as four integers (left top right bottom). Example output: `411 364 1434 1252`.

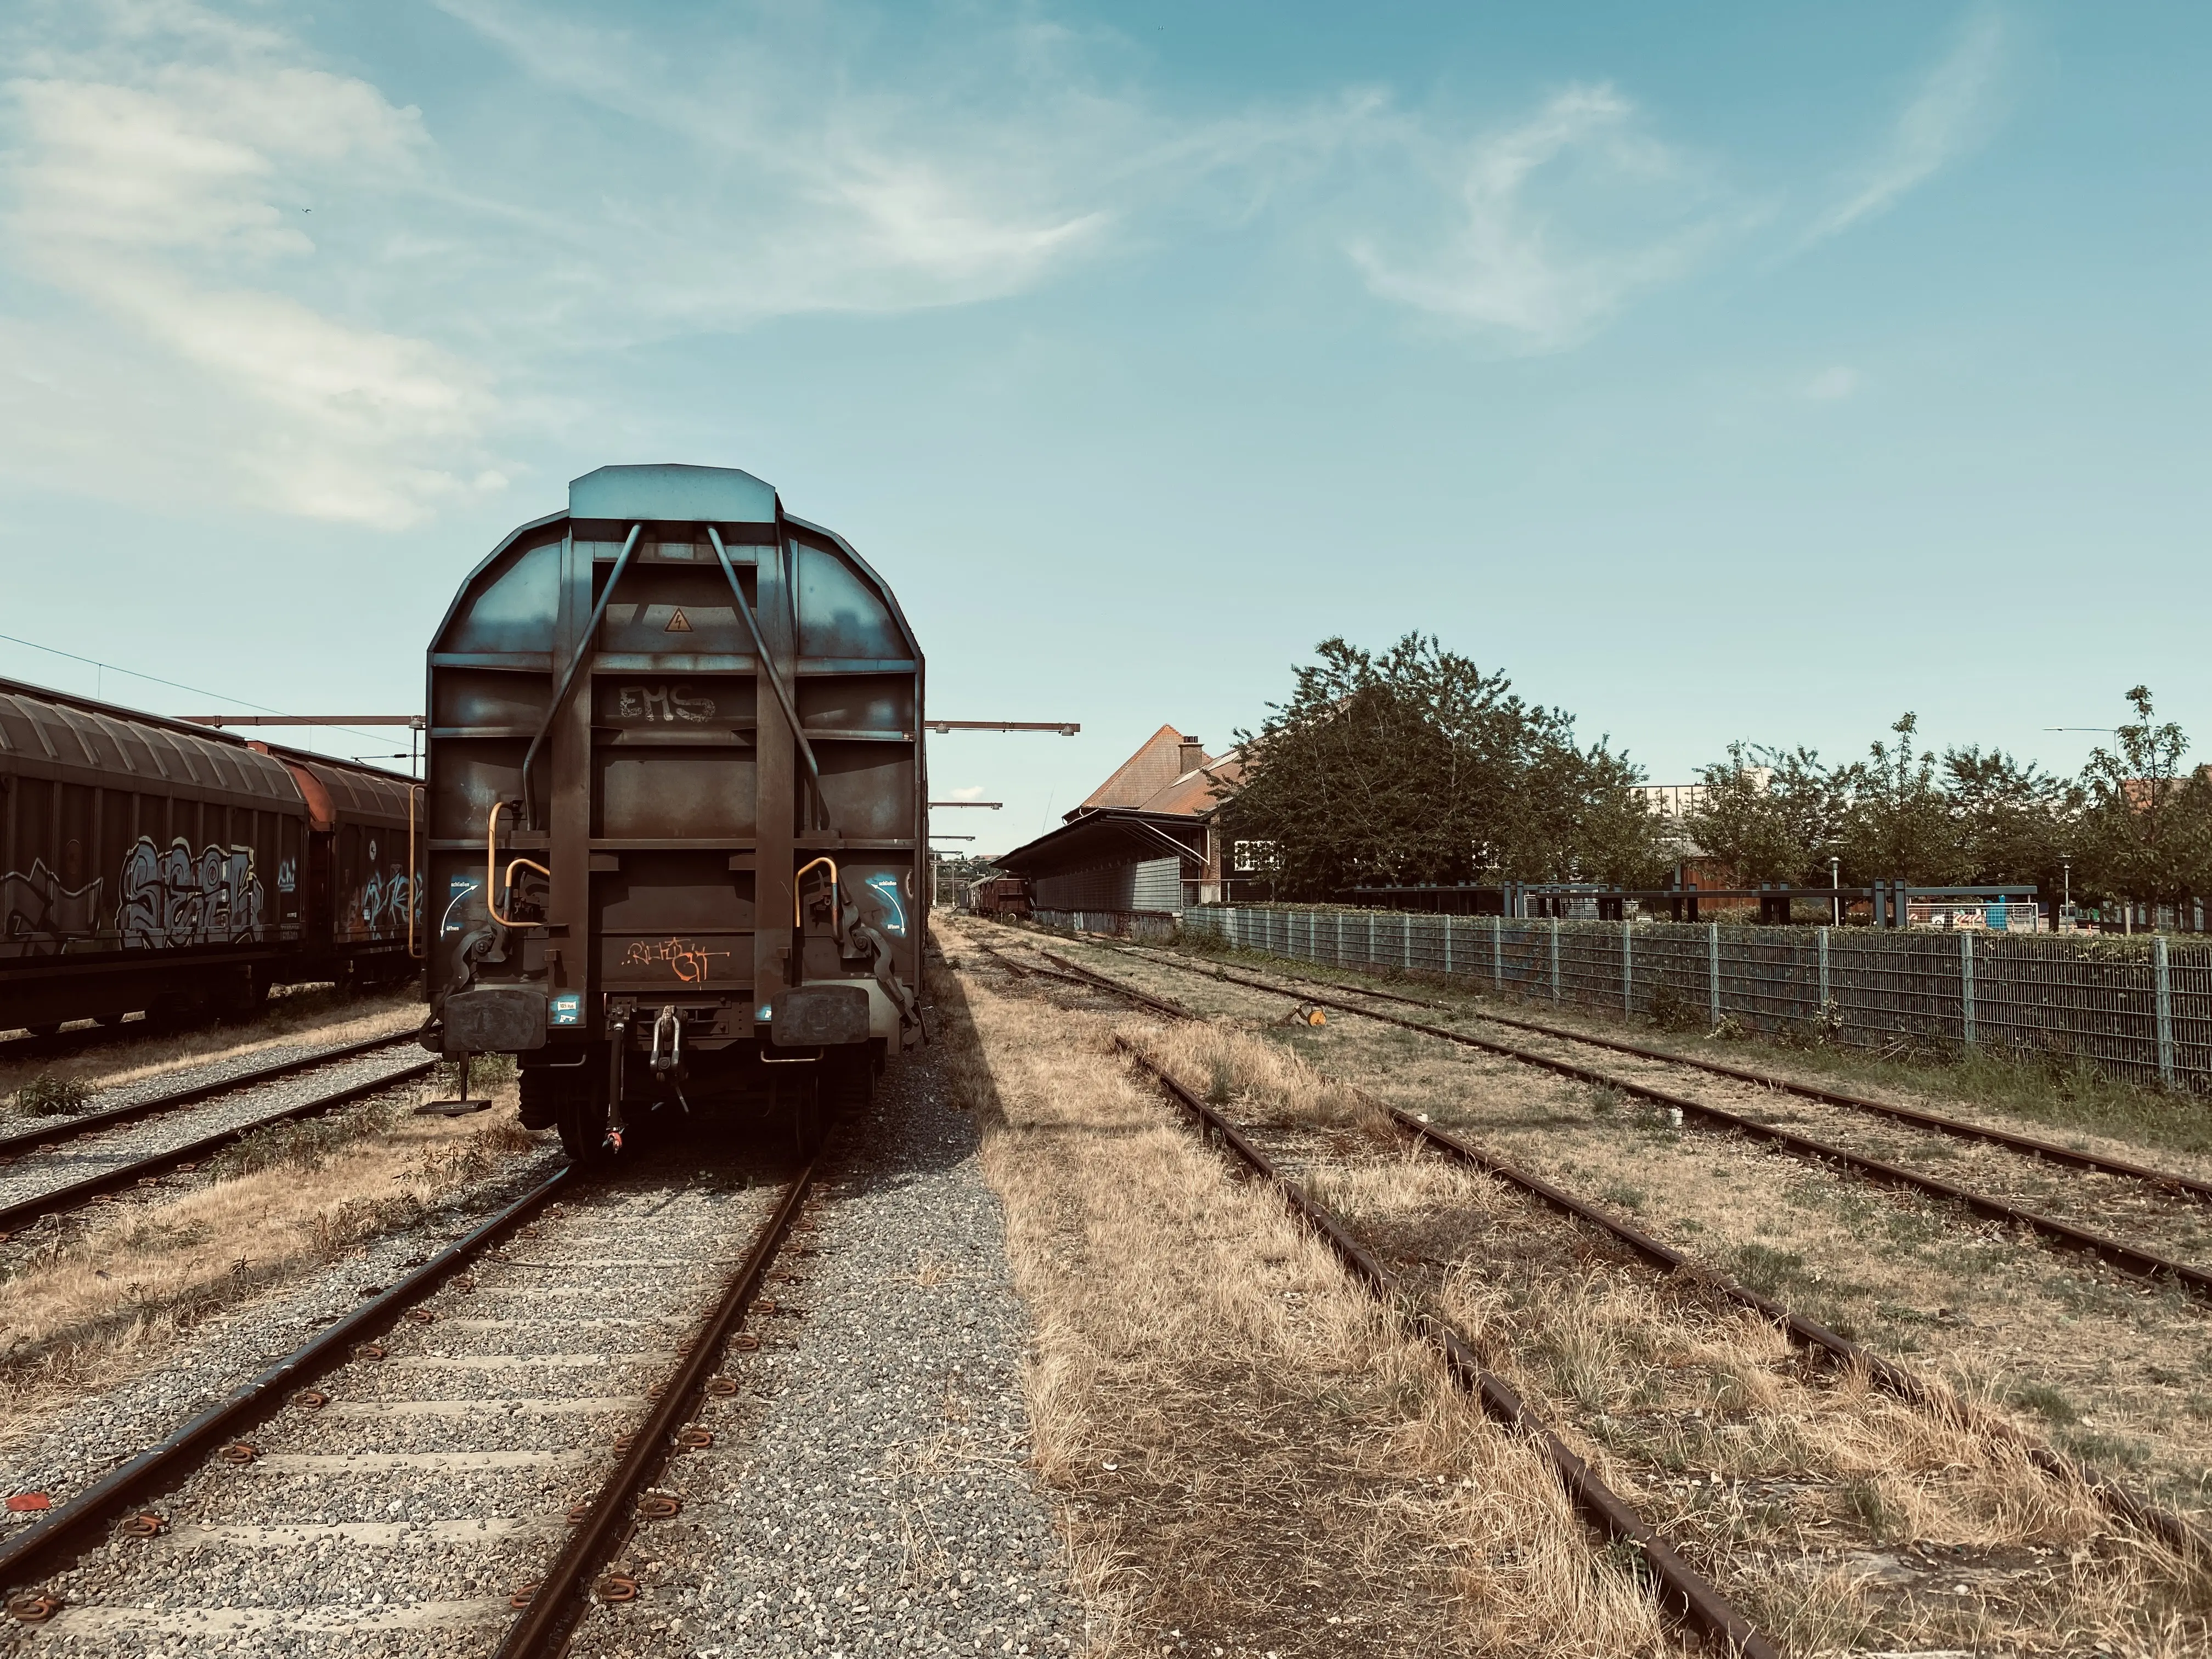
1829 856 1841 927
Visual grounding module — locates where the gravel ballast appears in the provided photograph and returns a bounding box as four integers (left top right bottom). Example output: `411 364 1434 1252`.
0 1046 433 1221
7 1153 779 1655
0 1143 562 1511
568 1050 1087 1659
4 1046 1086 1655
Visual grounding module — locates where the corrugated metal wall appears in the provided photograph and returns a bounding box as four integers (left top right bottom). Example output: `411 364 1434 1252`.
1033 864 1135 912
1032 857 1185 915
1131 857 1183 913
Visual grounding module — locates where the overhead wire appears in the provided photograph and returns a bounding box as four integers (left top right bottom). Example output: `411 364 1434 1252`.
0 629 402 754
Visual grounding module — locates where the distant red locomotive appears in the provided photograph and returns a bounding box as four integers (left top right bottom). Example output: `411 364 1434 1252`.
0 678 417 1034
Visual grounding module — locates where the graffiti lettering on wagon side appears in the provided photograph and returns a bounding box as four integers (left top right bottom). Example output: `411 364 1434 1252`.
119 837 264 949
0 861 104 957
614 684 717 724
622 936 732 984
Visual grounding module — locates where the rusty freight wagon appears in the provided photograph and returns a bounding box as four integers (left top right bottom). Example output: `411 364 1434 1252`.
420 464 926 1158
0 678 417 1033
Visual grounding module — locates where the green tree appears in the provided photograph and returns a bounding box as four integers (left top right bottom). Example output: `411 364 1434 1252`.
1835 713 1966 884
2076 686 2212 906
1221 634 1668 899
1942 746 2078 894
1683 743 1844 883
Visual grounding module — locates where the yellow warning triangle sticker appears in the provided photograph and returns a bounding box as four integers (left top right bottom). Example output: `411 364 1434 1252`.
664 608 693 633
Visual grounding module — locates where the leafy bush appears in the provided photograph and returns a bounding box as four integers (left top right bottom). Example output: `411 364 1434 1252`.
15 1074 94 1116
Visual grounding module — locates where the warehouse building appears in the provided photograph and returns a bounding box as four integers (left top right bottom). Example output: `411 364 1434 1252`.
994 725 1245 920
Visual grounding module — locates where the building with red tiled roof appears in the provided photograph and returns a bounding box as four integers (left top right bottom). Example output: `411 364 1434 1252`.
1068 726 1215 815
995 725 1252 919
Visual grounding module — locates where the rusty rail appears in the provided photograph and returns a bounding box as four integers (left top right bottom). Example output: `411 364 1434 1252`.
0 1167 571 1597
0 1033 417 1164
0 1058 437 1238
1387 1108 2203 1557
1123 944 2212 1205
978 929 2207 1560
1114 1037 1779 1657
495 1158 818 1657
1083 950 2212 1302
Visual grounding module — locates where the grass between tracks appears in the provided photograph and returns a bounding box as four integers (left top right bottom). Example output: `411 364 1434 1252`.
0 983 423 1124
1051 931 2212 1536
0 1069 543 1436
1157 929 2212 1171
1119 1016 2212 1658
932 946 1677 1659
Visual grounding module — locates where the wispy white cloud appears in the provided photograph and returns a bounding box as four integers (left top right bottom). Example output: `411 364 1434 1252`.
1803 9 2005 245
1802 365 1861 400
1 7 498 526
427 0 1376 331
0 2 1822 524
1344 86 1728 352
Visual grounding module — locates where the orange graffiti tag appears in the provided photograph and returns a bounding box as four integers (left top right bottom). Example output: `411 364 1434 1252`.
622 937 732 984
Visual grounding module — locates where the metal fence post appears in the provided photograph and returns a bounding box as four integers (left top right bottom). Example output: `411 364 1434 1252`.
1368 911 1377 967
1404 913 1413 971
1444 915 1454 975
1622 923 1633 1017
2155 935 2175 1086
1961 932 1976 1049
1335 912 1345 966
1818 926 1829 1014
1493 917 1504 989
1551 920 1561 1004
1708 923 1721 1029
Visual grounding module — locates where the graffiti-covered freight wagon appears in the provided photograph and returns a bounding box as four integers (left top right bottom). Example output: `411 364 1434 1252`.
0 679 419 1034
419 464 926 1160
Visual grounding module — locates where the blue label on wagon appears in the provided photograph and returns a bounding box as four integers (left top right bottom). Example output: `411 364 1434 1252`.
549 993 583 1026
441 874 483 937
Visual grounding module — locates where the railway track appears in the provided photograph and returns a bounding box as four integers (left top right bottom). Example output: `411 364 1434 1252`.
0 1032 417 1162
1036 940 2212 1304
1113 1035 1780 1658
1 1144 818 1650
0 1040 437 1240
962 926 2208 1560
1114 944 2212 1203
962 932 1784 1651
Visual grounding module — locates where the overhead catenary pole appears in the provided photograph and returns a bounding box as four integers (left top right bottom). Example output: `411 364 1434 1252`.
924 720 1080 735
182 715 424 727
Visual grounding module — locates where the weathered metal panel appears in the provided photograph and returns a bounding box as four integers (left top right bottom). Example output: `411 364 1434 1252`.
422 466 926 1063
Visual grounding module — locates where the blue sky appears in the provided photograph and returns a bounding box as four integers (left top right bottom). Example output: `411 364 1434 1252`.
1 2 2204 853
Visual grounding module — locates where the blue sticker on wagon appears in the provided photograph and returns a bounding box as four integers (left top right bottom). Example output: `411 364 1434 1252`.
865 872 908 938
549 993 583 1026
441 874 483 937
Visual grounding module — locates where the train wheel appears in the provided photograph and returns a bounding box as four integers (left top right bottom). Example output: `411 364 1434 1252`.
555 1076 614 1167
788 1073 828 1160
825 1049 872 1120
518 1064 573 1131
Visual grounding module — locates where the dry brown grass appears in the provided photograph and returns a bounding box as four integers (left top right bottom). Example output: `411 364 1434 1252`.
1085 961 2212 1655
1155 932 2212 1173
1049 932 2212 1526
0 1077 541 1438
0 982 423 1118
935 926 1680 1659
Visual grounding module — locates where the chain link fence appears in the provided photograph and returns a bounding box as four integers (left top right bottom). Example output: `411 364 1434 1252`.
1173 905 2211 1093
